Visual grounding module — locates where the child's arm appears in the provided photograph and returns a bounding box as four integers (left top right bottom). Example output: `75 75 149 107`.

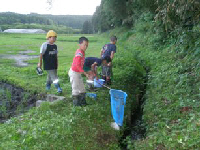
38 54 43 68
110 51 115 60
56 55 58 69
100 49 104 57
91 63 98 78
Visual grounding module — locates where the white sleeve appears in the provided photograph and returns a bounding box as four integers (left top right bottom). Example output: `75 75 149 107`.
40 42 47 55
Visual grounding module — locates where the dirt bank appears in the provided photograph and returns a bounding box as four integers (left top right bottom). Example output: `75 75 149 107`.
0 81 38 123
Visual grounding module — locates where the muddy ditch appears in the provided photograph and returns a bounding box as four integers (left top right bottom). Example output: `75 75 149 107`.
0 81 40 123
120 67 149 149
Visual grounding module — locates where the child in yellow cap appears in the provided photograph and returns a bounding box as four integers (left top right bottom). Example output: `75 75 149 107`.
38 30 62 93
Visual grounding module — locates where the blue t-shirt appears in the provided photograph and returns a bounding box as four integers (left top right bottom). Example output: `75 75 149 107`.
101 43 116 58
84 57 102 68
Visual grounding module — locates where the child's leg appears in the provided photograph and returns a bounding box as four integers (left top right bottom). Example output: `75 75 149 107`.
69 69 84 96
46 71 52 90
68 69 86 106
105 66 112 85
48 70 62 93
101 65 107 83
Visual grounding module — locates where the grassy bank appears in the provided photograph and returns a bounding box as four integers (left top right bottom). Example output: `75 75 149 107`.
105 16 200 149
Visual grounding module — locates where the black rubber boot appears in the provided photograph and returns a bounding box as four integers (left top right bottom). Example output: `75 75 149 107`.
102 76 106 84
80 93 87 106
72 95 81 106
106 78 111 85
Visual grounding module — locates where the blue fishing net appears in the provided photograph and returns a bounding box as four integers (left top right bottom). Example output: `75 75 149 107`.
109 89 127 126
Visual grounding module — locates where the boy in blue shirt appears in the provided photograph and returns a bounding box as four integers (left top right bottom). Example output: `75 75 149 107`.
100 36 117 85
38 30 62 93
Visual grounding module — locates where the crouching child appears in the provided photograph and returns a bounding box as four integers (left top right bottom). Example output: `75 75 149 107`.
84 56 111 79
83 56 111 91
38 30 62 93
68 37 89 106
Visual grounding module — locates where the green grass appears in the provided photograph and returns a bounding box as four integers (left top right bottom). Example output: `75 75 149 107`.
105 20 200 149
0 33 121 149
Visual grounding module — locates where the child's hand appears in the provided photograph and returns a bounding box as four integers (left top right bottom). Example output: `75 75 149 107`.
95 76 98 80
107 62 112 66
83 72 89 78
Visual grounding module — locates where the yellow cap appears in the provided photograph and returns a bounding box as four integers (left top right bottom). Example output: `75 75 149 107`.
46 30 57 39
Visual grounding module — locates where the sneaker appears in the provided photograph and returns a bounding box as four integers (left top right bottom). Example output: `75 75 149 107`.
46 84 51 90
57 87 62 94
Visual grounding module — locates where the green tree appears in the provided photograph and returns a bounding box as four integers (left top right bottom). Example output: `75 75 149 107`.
82 21 93 34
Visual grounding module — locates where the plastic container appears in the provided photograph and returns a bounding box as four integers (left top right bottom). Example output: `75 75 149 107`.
94 78 105 88
86 93 97 100
109 89 127 126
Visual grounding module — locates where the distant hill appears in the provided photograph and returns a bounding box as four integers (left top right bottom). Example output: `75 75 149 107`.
32 14 92 29
0 12 92 29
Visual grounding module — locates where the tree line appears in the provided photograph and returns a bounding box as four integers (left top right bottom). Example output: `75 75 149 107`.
0 12 92 33
92 0 200 34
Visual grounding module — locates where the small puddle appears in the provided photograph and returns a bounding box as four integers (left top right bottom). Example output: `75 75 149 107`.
18 50 36 54
0 50 38 67
0 55 38 67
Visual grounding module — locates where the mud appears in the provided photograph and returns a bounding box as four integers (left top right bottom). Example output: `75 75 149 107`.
0 81 38 123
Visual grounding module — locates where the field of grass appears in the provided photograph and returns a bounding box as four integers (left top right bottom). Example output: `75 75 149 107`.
0 33 122 149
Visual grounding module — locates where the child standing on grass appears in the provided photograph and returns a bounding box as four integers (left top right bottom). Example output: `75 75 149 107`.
100 36 117 85
38 30 62 93
68 37 89 106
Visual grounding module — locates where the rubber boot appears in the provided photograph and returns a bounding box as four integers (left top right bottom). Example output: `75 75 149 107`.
46 82 51 90
72 95 81 106
102 76 106 84
106 78 111 85
80 93 87 106
54 83 62 93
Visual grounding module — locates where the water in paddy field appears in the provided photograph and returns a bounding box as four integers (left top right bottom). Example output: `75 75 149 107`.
0 49 38 67
0 82 37 123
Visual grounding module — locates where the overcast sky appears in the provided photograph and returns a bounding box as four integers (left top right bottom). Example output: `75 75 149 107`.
0 0 101 15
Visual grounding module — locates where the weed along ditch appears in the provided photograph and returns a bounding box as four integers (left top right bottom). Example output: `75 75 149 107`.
118 66 149 149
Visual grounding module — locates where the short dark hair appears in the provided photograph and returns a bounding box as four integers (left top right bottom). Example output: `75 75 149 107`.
102 56 111 63
79 37 89 44
110 36 117 42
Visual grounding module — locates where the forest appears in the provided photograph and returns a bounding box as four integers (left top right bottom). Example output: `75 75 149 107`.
0 12 92 33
